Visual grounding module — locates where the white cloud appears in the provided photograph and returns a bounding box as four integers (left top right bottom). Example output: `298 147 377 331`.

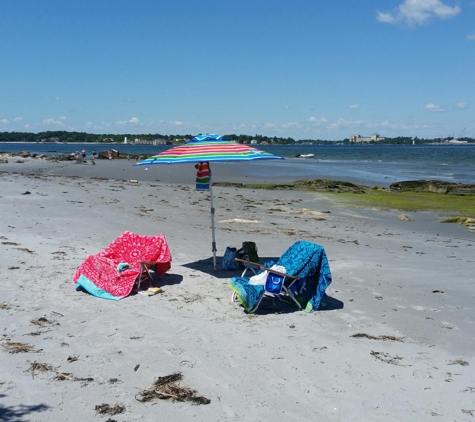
43 118 65 126
377 0 461 26
308 116 328 124
171 121 184 126
425 102 446 112
116 117 140 125
381 120 399 129
1 119 9 124
467 32 475 40
349 104 360 109
456 102 468 109
13 117 23 121
281 121 302 129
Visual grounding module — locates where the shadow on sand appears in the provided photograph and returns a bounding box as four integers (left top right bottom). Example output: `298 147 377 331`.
0 397 50 422
182 256 281 279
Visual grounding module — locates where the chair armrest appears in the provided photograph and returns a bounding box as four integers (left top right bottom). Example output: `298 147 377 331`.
234 258 299 280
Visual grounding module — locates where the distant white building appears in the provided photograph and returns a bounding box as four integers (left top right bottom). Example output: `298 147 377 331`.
124 137 128 144
350 133 385 143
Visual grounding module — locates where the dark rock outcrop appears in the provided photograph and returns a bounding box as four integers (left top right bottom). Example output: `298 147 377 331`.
390 180 475 195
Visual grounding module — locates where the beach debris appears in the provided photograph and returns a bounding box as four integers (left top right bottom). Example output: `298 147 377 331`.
53 370 94 383
2 241 20 245
30 317 59 327
51 250 67 256
23 330 49 336
351 333 404 342
15 247 36 254
134 364 140 372
108 378 119 384
432 290 444 294
398 214 410 221
462 409 475 417
370 350 405 366
129 179 138 183
21 191 31 195
8 266 20 270
67 356 78 362
136 372 210 405
0 302 9 310
448 359 469 366
26 362 53 378
2 341 42 354
94 404 126 416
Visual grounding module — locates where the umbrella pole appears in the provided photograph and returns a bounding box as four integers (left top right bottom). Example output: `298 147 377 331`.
209 165 217 270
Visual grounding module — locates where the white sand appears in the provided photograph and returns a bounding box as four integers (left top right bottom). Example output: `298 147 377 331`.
1 159 474 421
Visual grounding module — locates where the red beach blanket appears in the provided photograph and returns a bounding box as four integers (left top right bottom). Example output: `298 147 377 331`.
73 231 171 299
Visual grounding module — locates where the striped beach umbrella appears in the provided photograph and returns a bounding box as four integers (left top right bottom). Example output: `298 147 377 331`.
134 134 282 165
134 134 283 270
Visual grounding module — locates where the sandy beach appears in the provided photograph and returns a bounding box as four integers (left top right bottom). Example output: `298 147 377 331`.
1 157 474 421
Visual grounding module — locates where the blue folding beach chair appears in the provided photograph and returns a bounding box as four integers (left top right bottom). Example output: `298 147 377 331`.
229 241 332 313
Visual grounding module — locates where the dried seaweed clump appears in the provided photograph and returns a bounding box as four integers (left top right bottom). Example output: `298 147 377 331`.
25 362 93 383
136 373 210 405
53 371 94 383
448 359 469 366
2 342 42 354
94 403 126 416
351 333 404 342
371 350 405 366
30 317 59 327
25 362 53 378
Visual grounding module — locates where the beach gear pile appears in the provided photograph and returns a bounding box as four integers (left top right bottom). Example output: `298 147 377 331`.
222 241 259 271
73 231 171 300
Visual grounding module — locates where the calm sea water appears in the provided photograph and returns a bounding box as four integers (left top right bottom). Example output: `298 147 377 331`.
1 142 474 185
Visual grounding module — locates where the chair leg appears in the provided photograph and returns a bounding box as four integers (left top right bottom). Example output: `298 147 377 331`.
137 263 154 291
282 286 303 310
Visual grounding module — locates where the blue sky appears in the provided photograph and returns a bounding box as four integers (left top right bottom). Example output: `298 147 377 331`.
1 0 473 140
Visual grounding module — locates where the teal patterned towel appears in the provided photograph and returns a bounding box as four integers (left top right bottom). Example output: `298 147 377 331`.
229 277 265 312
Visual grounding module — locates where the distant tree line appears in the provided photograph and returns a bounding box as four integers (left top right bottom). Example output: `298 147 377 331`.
0 131 473 144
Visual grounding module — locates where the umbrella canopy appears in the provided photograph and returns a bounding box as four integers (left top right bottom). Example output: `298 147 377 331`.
134 134 284 270
135 134 282 166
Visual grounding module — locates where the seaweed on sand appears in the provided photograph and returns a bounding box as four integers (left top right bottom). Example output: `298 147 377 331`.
371 350 406 366
2 342 42 354
351 333 404 342
94 404 126 416
136 373 210 405
30 317 59 327
25 362 53 378
24 361 93 383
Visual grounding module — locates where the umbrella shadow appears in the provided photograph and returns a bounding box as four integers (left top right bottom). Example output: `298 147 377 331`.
155 272 183 286
182 256 280 279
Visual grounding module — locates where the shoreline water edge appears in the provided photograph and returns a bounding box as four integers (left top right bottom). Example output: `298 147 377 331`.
1 149 474 421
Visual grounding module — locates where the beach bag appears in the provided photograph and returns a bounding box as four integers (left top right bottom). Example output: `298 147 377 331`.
222 247 237 270
237 241 259 268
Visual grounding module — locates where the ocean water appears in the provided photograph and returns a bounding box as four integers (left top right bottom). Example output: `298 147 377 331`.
1 142 474 186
